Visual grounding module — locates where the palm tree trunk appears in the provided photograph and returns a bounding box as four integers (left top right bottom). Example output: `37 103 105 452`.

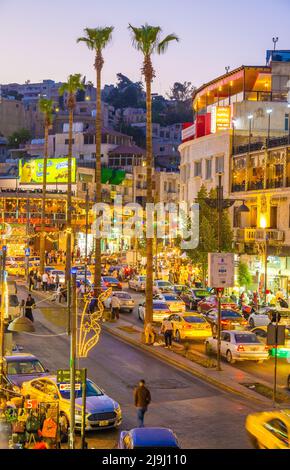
94 64 102 295
40 121 48 274
66 107 73 286
145 71 153 326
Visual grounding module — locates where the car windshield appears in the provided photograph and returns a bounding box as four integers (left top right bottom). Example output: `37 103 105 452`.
7 360 45 375
221 310 241 318
139 277 146 281
234 334 260 344
183 316 206 323
59 380 103 399
103 277 118 283
153 303 169 310
194 290 208 297
157 281 172 286
115 293 131 299
164 295 179 301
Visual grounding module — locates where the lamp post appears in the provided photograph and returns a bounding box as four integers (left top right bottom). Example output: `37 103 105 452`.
260 218 269 304
248 115 253 153
205 173 250 370
232 119 237 155
266 108 272 147
84 187 89 294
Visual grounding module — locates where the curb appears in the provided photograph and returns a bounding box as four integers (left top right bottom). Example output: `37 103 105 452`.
103 323 271 406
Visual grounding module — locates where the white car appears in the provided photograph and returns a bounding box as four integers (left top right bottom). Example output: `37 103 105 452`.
248 308 290 329
205 330 269 364
128 276 146 292
154 293 186 313
104 292 135 313
153 280 174 294
51 270 65 285
138 300 171 323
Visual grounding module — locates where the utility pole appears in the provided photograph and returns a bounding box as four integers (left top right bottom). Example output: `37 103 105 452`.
0 245 7 388
69 271 77 449
216 173 222 371
26 198 30 284
264 233 269 304
84 188 89 294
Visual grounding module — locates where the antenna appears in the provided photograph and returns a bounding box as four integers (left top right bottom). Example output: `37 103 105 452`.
225 66 230 74
272 37 279 51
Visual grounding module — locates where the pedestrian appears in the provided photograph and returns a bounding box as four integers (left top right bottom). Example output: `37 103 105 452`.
45 250 48 265
55 273 60 290
25 294 35 322
28 269 34 292
145 322 155 345
134 379 151 428
33 270 38 290
161 318 173 349
111 294 121 320
20 299 25 317
42 272 48 291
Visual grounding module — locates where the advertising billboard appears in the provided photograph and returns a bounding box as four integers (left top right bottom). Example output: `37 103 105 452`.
19 158 76 184
208 252 235 288
211 106 231 133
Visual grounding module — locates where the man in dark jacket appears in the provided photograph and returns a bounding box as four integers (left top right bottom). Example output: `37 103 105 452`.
134 379 151 427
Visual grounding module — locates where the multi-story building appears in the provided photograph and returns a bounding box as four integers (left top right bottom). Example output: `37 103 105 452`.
1 80 63 105
179 50 290 292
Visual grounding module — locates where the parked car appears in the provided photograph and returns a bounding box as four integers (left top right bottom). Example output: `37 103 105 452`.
197 295 238 313
246 410 290 449
154 293 186 313
251 326 290 359
138 300 170 323
172 285 187 295
203 308 247 334
51 270 65 285
101 276 122 291
0 292 21 321
205 330 269 363
104 292 135 313
153 280 174 294
118 427 180 449
167 313 212 342
128 275 146 292
248 307 290 329
4 353 49 391
21 376 122 431
180 288 209 311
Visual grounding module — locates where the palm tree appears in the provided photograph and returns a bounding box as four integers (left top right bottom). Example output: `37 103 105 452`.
39 98 54 274
59 74 85 286
77 27 114 295
128 24 179 326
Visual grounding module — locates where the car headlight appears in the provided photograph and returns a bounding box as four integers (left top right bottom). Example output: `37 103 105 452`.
114 404 121 415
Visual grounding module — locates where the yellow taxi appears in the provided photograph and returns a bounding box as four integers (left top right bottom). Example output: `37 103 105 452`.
246 410 290 449
166 312 212 342
21 376 122 431
7 264 25 277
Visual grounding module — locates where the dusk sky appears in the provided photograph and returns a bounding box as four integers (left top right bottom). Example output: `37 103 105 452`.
1 0 290 94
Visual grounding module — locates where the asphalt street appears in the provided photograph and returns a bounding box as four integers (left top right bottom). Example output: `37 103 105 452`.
14 283 258 449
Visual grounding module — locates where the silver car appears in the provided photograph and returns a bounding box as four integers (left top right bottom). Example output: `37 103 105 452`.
111 292 135 312
128 276 146 292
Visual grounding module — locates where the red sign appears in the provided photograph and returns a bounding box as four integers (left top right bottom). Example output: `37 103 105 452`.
25 399 38 409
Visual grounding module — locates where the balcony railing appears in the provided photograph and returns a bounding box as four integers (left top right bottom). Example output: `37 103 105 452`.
233 135 290 156
235 228 285 243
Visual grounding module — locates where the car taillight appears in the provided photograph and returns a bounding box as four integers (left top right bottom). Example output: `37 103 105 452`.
184 324 192 329
237 345 245 352
221 320 228 325
105 282 109 286
242 320 248 325
264 345 269 351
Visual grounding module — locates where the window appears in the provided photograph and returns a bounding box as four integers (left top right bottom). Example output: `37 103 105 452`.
79 154 84 160
222 333 231 342
91 153 96 159
82 183 87 191
206 160 212 179
79 107 87 113
270 206 277 229
160 146 165 152
285 114 289 131
194 161 202 177
164 182 167 191
65 139 74 145
216 156 224 173
264 419 289 446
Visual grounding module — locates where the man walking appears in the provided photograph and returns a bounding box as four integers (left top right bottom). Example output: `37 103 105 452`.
134 379 151 428
42 271 48 291
111 294 121 320
25 294 36 322
161 318 174 349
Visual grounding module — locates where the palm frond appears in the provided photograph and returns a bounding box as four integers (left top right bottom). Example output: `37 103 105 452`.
157 34 179 54
128 23 162 55
77 26 114 51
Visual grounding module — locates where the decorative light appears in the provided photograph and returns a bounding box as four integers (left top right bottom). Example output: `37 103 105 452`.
266 109 273 114
260 215 267 229
248 114 253 120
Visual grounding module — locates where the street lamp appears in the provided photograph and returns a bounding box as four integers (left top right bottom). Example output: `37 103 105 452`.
232 118 237 154
204 174 250 370
248 115 253 154
266 108 273 146
260 217 269 304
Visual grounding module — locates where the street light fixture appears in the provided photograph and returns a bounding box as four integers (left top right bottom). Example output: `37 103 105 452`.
266 109 273 146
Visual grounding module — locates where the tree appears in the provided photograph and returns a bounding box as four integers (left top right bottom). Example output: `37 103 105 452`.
185 185 233 284
59 74 85 287
8 129 31 148
167 81 195 102
104 73 145 109
237 261 252 290
128 23 179 327
38 98 54 274
77 26 114 295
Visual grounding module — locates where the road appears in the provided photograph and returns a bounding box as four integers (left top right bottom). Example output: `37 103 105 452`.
13 282 258 449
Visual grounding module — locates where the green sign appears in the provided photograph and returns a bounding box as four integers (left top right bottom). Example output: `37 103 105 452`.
57 369 86 383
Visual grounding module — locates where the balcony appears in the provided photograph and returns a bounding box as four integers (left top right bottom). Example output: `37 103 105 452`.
235 228 285 243
233 135 290 156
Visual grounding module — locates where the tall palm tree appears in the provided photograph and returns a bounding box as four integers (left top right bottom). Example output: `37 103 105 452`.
39 98 54 274
59 74 85 286
128 24 179 326
77 27 114 295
